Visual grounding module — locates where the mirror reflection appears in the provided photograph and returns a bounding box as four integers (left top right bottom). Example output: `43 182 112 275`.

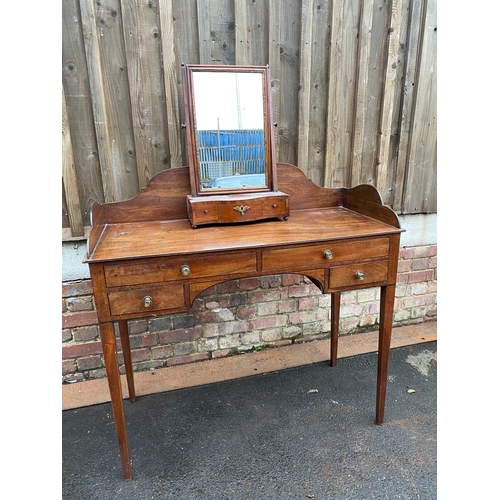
192 71 267 191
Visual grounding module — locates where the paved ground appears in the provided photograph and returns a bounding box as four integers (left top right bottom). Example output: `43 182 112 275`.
62 341 437 499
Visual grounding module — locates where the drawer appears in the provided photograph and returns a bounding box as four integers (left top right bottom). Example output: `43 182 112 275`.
104 252 257 287
329 261 389 289
217 199 263 222
108 284 185 316
261 237 390 272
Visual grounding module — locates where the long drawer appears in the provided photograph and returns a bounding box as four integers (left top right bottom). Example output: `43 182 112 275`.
108 284 186 316
104 252 257 287
261 237 390 272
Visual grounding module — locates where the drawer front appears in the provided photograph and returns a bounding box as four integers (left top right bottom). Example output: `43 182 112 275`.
329 261 389 289
108 284 185 316
262 237 390 272
104 252 257 287
218 199 263 222
188 201 219 224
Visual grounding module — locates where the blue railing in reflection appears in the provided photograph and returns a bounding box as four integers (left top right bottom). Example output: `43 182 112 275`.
197 129 265 180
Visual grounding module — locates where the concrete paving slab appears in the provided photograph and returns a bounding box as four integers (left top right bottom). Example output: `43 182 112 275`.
62 339 437 499
63 322 437 410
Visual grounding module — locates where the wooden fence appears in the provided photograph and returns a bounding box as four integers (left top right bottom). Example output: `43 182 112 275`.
62 0 436 239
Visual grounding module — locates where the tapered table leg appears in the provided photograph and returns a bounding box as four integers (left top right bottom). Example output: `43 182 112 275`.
375 284 396 425
330 292 341 367
100 321 132 479
118 320 136 403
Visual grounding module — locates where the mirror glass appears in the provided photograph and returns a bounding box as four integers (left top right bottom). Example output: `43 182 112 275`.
183 65 273 195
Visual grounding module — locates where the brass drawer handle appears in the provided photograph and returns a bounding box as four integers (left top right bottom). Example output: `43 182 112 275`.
355 270 365 281
324 249 333 260
180 264 190 276
142 295 153 307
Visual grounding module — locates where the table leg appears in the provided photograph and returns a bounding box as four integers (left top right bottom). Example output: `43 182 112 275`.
100 321 132 479
375 284 396 425
330 292 341 367
118 320 136 403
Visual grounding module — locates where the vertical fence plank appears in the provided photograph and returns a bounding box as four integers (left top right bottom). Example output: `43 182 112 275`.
297 0 314 175
268 0 300 166
121 0 170 188
79 0 139 202
235 0 268 66
377 0 403 203
307 0 331 186
62 86 84 237
324 0 362 189
62 0 104 227
196 0 212 64
404 0 437 213
159 0 183 167
351 0 374 186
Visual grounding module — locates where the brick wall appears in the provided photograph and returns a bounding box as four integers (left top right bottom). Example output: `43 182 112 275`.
62 244 437 383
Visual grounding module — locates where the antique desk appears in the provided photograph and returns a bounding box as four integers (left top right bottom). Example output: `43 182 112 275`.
83 163 403 479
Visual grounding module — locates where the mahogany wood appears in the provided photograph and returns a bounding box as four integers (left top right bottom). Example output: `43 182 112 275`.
83 163 403 479
330 292 341 367
118 320 135 403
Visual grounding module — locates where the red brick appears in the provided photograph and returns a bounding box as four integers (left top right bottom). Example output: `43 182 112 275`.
131 348 151 363
247 289 284 304
249 316 279 330
62 329 72 342
77 355 102 371
411 258 429 271
62 341 102 359
216 280 238 294
298 297 318 310
282 274 302 286
62 359 76 375
259 275 281 288
239 277 259 290
62 280 93 298
397 260 412 273
151 345 174 359
72 325 99 342
62 311 98 329
408 270 434 283
235 305 257 320
66 296 94 312
159 327 202 344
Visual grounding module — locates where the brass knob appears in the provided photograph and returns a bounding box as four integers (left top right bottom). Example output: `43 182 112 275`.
355 270 365 281
180 264 190 276
142 296 153 307
324 249 333 260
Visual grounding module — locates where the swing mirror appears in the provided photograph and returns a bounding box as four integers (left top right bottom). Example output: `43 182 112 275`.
182 64 277 196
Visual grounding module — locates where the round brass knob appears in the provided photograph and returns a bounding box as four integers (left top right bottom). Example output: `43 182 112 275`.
355 270 365 281
324 249 333 260
180 264 190 276
142 296 153 307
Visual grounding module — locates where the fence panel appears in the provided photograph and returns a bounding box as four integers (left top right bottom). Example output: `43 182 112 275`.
62 0 437 239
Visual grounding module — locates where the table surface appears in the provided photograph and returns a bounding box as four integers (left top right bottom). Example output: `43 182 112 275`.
86 207 402 263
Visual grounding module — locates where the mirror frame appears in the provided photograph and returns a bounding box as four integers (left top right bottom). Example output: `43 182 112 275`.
182 64 278 197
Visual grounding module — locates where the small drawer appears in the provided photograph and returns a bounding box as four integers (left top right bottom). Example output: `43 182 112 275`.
108 284 185 316
262 237 390 272
104 252 257 287
188 201 219 224
218 199 263 222
329 261 389 289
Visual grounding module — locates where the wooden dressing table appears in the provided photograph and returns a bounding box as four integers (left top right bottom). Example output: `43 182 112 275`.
83 162 403 479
